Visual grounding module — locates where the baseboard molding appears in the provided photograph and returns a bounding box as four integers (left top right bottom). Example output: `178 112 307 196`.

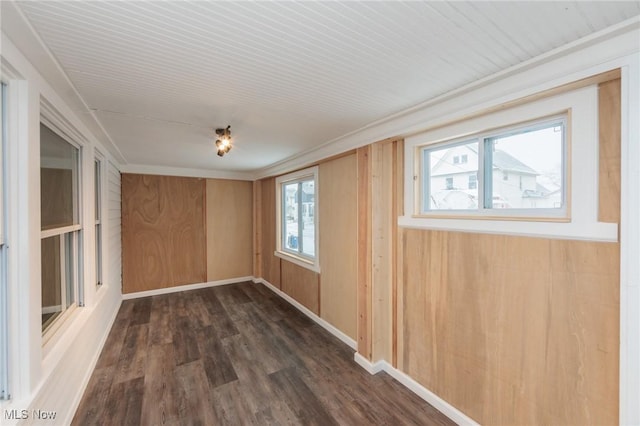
353 352 385 374
122 276 254 300
352 354 480 426
254 277 357 350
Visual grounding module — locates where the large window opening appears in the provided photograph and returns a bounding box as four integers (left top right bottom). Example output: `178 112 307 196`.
275 166 319 272
95 158 102 287
40 123 83 335
421 115 566 217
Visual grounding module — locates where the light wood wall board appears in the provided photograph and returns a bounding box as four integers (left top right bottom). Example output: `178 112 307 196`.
598 79 621 223
121 174 206 293
206 179 253 281
281 260 319 314
260 177 281 288
400 229 619 425
253 181 263 278
357 146 372 359
319 154 358 340
371 141 395 362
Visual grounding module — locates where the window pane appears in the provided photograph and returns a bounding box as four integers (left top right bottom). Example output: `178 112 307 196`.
283 182 299 252
487 122 563 209
300 179 315 257
41 233 76 331
40 124 79 230
423 141 479 211
95 160 100 222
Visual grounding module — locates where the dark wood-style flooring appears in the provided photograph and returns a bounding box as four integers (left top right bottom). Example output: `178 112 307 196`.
72 281 454 425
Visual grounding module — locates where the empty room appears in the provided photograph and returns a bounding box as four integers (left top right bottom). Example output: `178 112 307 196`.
1 1 639 425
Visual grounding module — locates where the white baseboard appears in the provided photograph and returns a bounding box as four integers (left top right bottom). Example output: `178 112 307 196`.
254 277 357 350
353 352 385 374
352 353 480 426
122 276 254 300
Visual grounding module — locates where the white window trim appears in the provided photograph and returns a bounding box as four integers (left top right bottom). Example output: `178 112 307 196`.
401 84 618 242
40 99 87 345
275 166 320 273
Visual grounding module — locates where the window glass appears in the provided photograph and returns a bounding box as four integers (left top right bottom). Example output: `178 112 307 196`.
95 159 102 286
300 179 315 257
420 116 564 215
276 167 319 270
40 121 82 334
423 140 479 211
40 124 79 230
485 121 564 210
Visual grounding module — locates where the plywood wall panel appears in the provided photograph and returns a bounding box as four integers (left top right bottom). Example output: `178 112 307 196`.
206 179 253 281
319 154 358 340
598 78 621 223
281 260 319 314
121 174 206 293
400 229 619 425
260 177 281 287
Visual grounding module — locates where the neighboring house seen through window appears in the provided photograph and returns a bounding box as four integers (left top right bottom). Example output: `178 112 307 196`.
421 115 566 215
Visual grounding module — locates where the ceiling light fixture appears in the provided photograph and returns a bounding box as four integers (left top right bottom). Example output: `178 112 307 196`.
215 125 232 157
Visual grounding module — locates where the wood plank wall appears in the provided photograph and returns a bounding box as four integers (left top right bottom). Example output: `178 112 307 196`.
121 174 207 293
260 177 281 288
257 154 359 336
319 154 358 339
206 179 253 281
398 78 621 425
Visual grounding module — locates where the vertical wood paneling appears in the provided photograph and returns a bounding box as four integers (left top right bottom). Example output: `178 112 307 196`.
598 78 621 223
357 146 372 359
260 177 281 288
253 181 262 279
121 174 206 293
281 261 320 314
371 142 394 362
401 230 619 425
107 161 121 289
397 77 621 425
205 179 253 281
319 154 358 340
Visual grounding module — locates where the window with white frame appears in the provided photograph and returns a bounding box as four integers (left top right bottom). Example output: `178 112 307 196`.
275 167 319 272
420 115 566 216
94 158 102 287
0 82 9 399
40 123 83 335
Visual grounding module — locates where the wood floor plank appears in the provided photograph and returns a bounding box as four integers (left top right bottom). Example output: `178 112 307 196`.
74 282 455 425
172 316 200 366
196 326 238 389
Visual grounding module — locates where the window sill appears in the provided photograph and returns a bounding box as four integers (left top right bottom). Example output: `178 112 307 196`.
274 250 321 273
398 215 618 242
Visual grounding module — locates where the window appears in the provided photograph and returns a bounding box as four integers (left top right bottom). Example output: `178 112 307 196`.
275 166 319 272
95 158 102 287
40 123 83 335
0 82 8 400
468 174 477 189
420 116 566 215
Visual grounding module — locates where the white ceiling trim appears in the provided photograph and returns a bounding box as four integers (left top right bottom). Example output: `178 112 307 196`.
121 163 254 181
255 16 640 180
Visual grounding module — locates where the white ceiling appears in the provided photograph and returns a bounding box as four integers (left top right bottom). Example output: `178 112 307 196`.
8 1 640 175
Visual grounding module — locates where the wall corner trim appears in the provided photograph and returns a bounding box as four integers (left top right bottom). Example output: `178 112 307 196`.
255 277 357 350
353 354 480 426
122 276 254 300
